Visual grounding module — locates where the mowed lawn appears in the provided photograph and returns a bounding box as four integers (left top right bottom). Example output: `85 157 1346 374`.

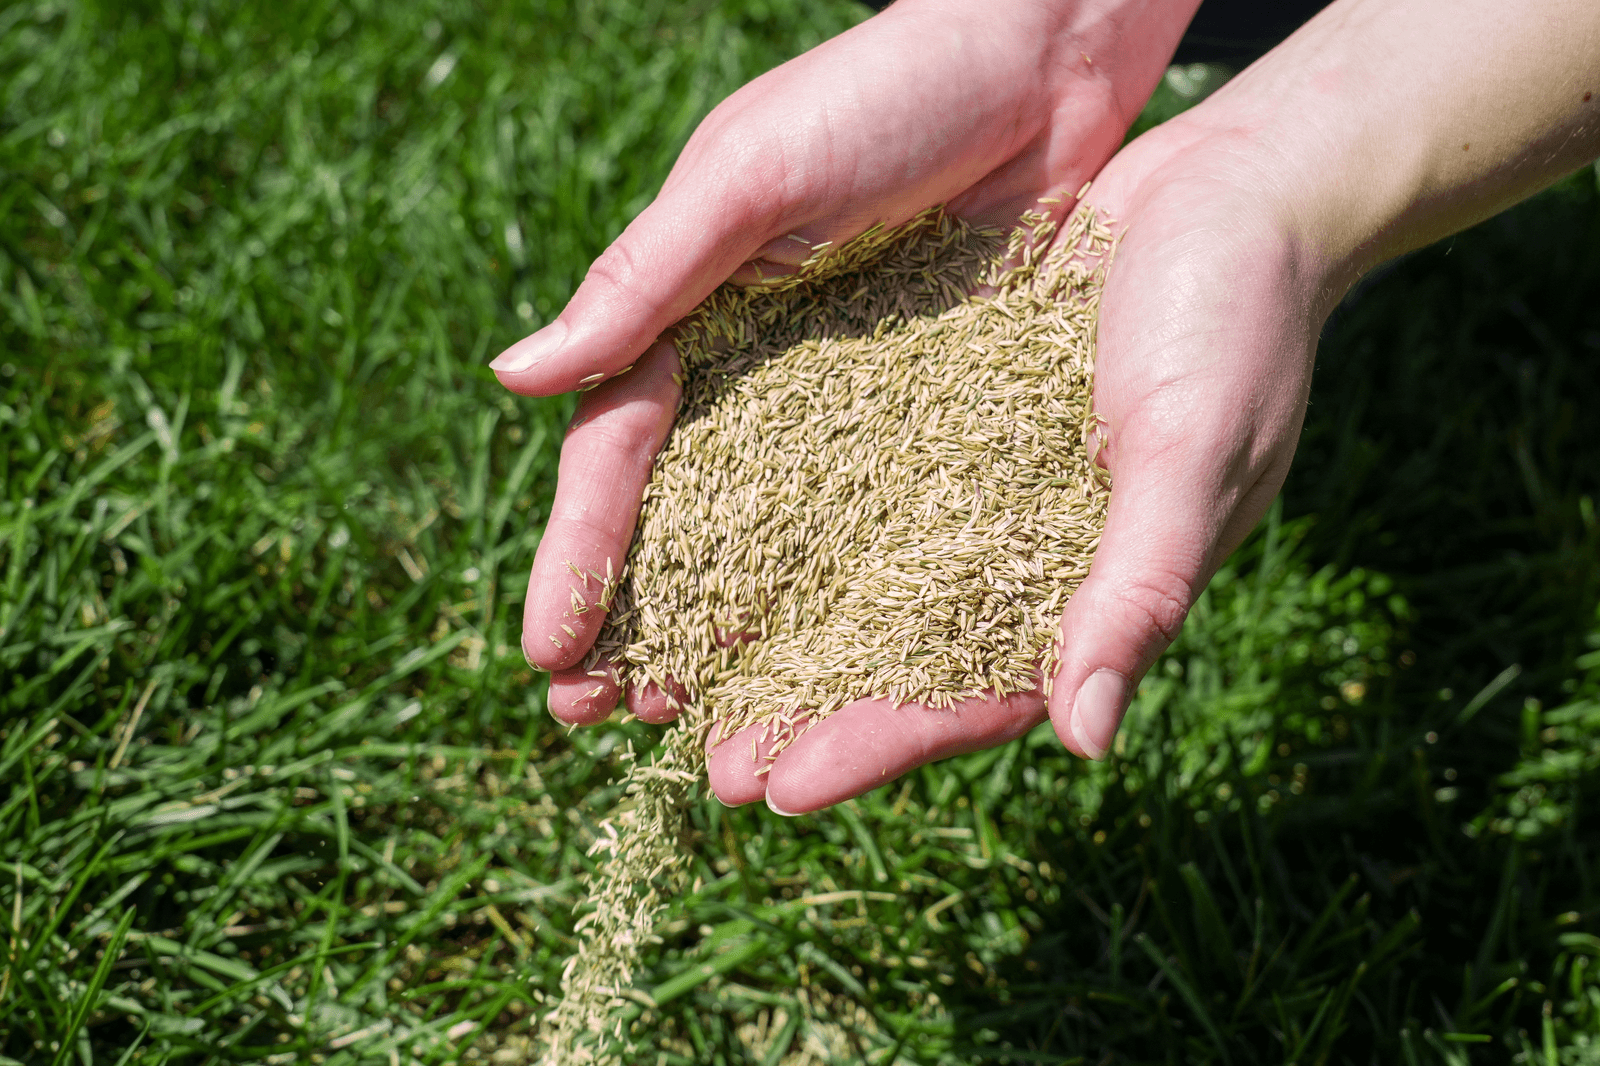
3 1 1600 1063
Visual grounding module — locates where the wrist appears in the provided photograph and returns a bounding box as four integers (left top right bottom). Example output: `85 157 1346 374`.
1163 0 1600 295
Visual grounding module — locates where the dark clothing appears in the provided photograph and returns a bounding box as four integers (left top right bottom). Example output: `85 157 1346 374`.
1172 0 1336 65
856 0 1339 69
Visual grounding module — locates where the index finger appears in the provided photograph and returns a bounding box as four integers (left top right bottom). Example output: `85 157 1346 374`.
720 685 1047 815
520 340 681 673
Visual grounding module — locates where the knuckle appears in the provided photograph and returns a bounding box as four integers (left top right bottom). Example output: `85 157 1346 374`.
562 422 661 503
583 241 660 317
683 122 792 223
1110 571 1193 645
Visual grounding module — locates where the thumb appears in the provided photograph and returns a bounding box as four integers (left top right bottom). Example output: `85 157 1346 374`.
1046 427 1285 760
1047 474 1205 761
489 164 785 396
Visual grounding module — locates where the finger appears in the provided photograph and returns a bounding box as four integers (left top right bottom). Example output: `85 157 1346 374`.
488 143 783 395
1047 433 1296 760
548 661 622 726
705 718 797 808
760 687 1046 816
488 0 1115 395
520 340 680 671
723 233 828 287
626 677 688 726
1045 188 1316 759
1045 458 1209 761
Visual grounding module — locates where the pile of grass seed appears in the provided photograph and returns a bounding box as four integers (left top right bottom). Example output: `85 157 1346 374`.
598 203 1113 746
542 204 1113 1061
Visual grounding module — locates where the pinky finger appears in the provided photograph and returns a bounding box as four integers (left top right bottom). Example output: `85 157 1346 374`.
548 660 622 726
705 717 799 808
627 676 690 725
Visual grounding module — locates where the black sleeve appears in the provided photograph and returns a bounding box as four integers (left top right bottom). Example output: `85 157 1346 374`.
1172 0 1335 65
856 0 1338 69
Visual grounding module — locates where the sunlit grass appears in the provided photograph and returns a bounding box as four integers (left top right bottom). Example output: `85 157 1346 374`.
3 1 1599 1062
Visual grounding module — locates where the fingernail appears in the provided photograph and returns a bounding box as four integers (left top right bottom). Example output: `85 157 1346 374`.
766 793 801 818
490 319 568 373
1070 669 1128 761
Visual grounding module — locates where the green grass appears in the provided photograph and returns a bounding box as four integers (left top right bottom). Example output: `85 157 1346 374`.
2 0 1599 1062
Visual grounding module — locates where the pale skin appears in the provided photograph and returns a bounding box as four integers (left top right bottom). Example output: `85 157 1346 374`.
492 0 1600 814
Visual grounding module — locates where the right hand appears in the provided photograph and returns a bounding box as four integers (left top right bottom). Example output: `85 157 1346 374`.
491 0 1202 725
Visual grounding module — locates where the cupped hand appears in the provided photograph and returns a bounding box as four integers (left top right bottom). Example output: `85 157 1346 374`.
703 0 1600 813
498 0 1600 816
498 3 1319 810
711 115 1336 812
493 0 1198 720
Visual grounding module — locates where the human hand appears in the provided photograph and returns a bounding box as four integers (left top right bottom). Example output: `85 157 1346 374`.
704 0 1600 813
491 0 1200 715
705 114 1330 810
497 0 1600 815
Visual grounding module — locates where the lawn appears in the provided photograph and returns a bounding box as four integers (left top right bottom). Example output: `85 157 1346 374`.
2 1 1599 1063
